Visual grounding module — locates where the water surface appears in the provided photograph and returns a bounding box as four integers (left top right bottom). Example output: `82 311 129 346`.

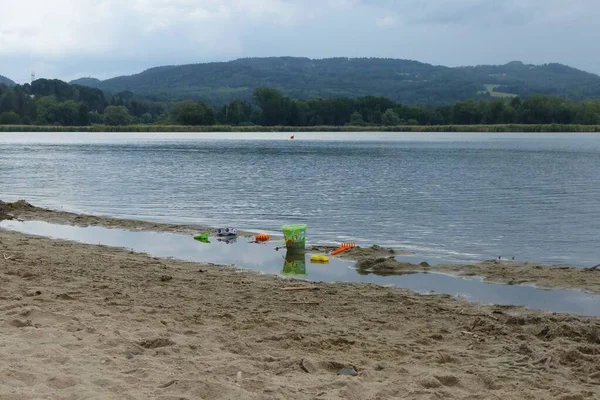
1 132 599 266
2 219 599 317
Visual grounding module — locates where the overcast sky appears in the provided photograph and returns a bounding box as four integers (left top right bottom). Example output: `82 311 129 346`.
1 0 599 83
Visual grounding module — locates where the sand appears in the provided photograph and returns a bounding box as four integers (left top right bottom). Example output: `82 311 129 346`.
0 221 599 398
4 200 600 294
0 200 254 237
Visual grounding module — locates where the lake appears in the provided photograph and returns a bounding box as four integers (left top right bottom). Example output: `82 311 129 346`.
1 132 599 266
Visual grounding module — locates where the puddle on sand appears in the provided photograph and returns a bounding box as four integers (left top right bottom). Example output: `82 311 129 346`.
2 220 600 317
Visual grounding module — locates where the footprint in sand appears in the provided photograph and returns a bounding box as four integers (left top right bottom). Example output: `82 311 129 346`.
19 309 76 326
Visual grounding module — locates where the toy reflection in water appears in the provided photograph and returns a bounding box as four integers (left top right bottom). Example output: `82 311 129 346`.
281 250 307 276
217 237 237 244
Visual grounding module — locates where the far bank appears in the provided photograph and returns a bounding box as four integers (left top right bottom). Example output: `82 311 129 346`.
2 123 600 133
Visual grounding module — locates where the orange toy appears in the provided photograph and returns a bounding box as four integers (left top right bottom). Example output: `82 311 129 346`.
255 233 271 242
330 242 357 256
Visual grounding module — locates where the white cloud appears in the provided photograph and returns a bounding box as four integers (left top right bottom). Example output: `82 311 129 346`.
0 0 118 57
376 15 398 28
0 0 599 82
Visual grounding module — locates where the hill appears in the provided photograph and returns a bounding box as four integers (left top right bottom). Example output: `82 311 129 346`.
0 75 15 87
70 77 102 87
69 57 600 105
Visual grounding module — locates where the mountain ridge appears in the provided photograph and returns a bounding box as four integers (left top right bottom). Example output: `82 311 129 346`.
68 57 600 105
0 75 15 87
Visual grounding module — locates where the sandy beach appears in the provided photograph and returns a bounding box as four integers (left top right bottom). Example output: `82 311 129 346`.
0 202 599 399
3 200 600 294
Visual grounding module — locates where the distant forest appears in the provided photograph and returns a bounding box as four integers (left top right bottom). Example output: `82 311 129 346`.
69 57 600 105
1 79 600 127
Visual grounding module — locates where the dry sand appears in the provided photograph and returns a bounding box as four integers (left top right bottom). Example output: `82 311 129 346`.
1 227 600 398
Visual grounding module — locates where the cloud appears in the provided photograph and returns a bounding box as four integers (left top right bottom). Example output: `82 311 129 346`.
376 15 398 28
1 0 600 83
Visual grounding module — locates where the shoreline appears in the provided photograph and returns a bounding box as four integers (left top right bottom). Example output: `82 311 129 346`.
1 224 599 398
2 123 600 133
2 200 600 294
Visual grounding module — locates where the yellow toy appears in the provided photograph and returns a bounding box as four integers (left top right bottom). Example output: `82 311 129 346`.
310 254 330 263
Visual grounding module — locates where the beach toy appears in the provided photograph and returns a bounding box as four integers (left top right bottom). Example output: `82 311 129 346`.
282 224 307 251
282 251 307 276
194 233 210 243
331 242 357 256
255 233 271 242
310 254 329 264
216 228 237 237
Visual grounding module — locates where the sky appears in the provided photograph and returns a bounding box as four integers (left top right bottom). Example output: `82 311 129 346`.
1 0 600 83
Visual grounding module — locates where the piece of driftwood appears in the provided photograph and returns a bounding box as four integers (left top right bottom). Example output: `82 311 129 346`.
281 286 320 291
585 264 600 271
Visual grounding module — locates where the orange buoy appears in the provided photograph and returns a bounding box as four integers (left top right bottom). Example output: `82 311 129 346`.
255 233 271 242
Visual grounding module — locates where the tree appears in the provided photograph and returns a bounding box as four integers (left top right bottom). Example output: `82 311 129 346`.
0 111 21 125
54 100 80 125
89 111 104 124
33 96 59 125
519 95 573 124
77 103 91 125
452 100 483 124
349 111 365 126
170 100 216 125
218 100 253 125
575 101 600 124
141 113 153 124
0 90 18 113
253 88 290 126
103 105 132 126
381 109 401 125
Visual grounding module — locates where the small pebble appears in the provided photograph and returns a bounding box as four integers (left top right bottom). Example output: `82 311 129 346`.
338 368 358 376
126 353 134 360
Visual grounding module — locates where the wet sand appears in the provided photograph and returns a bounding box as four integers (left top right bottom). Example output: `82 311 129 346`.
0 201 600 398
2 200 599 294
0 200 255 237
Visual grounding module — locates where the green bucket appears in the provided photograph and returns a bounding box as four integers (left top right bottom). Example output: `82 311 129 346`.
282 223 307 251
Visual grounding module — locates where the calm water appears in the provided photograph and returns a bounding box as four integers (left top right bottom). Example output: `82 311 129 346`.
2 220 599 317
1 132 600 266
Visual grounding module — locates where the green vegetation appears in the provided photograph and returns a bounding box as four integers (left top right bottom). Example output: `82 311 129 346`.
3 78 600 131
70 57 600 105
2 124 599 133
481 84 517 98
0 75 14 87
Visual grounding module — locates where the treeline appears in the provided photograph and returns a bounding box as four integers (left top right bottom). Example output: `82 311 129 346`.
0 79 166 126
2 79 600 127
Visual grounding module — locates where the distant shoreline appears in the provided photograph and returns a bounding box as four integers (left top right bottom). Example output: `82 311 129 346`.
1 124 600 133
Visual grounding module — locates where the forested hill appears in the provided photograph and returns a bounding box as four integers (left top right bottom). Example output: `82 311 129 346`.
0 75 15 87
70 57 600 105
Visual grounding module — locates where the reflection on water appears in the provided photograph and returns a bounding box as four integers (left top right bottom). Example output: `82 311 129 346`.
2 220 600 317
282 251 307 276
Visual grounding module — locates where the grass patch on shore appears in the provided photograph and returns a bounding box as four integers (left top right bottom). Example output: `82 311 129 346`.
479 84 518 98
1 124 600 133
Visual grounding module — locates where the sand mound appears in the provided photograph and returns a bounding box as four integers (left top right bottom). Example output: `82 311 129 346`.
0 200 34 221
355 257 427 276
309 244 412 261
